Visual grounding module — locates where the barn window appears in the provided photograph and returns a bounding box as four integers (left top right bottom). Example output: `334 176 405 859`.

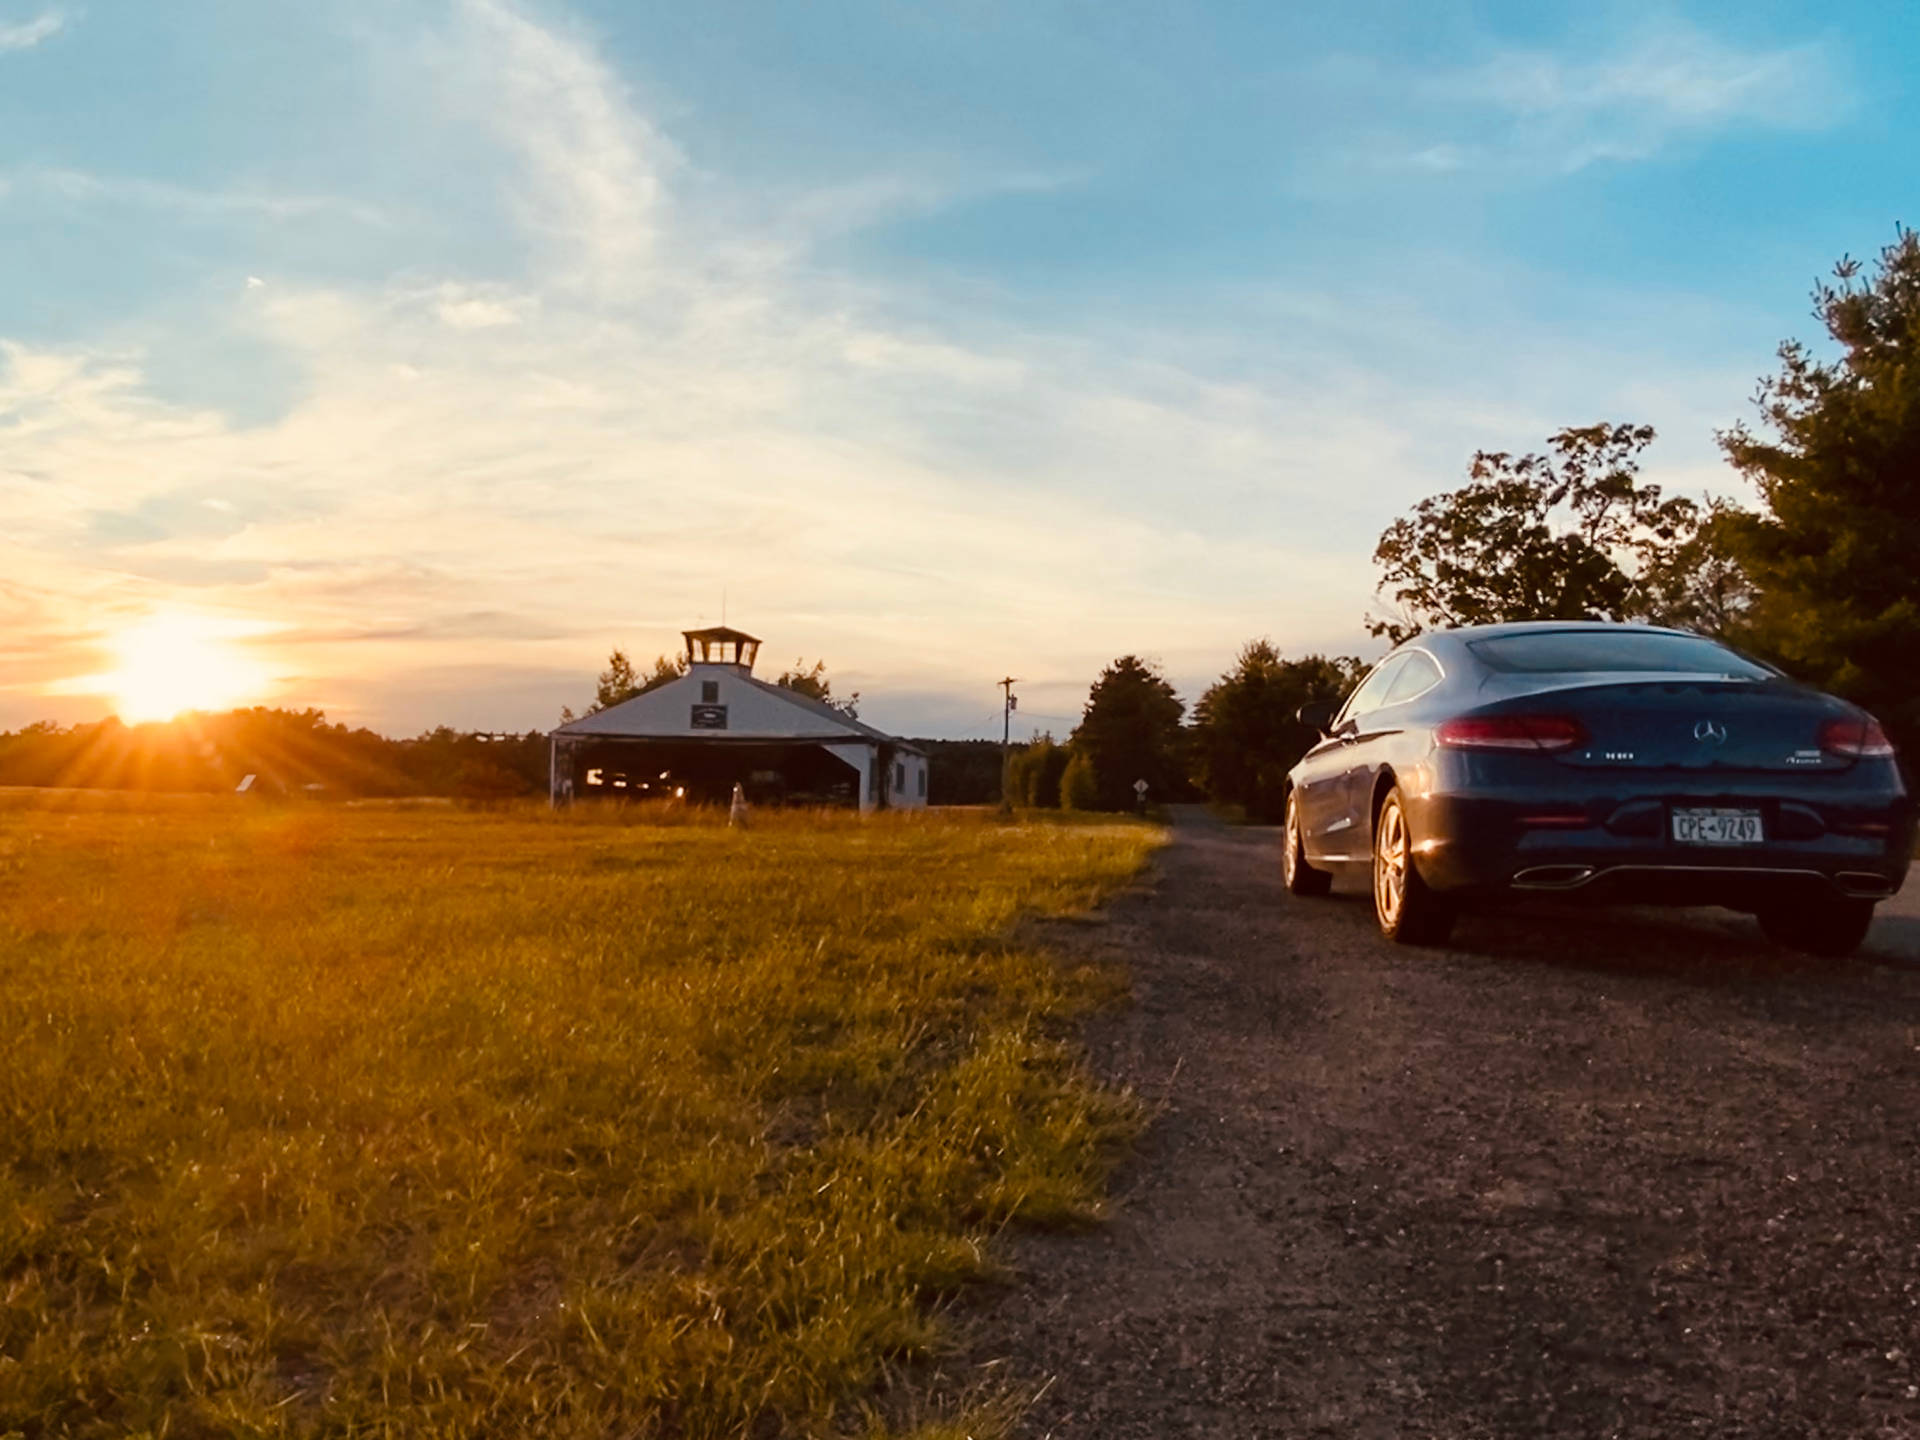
895 762 906 790
917 768 926 797
701 680 719 703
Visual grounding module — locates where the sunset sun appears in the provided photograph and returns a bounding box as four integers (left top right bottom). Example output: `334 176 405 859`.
106 615 268 723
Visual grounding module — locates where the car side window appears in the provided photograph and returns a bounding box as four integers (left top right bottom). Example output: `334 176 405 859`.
1383 651 1441 706
1338 654 1410 724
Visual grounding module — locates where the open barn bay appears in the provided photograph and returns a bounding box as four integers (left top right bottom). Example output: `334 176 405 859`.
0 799 1157 1438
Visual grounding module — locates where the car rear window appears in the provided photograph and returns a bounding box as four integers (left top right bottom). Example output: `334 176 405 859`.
1466 630 1774 678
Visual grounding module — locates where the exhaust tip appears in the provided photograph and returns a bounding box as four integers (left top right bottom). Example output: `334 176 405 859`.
1835 871 1896 898
1512 865 1597 891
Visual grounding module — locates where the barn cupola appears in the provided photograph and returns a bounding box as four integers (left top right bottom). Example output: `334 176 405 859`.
684 625 760 672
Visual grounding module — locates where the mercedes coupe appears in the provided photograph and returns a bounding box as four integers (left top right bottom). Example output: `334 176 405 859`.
1282 623 1913 955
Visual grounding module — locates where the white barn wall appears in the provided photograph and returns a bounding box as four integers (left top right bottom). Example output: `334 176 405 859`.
554 655 927 812
820 742 877 814
889 751 929 810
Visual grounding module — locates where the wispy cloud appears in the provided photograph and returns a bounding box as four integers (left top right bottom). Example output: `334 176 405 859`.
1408 21 1852 173
0 0 1744 734
0 8 62 53
433 0 673 291
2 166 390 226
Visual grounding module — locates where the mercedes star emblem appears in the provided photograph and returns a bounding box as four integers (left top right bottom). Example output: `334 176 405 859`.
1693 719 1728 744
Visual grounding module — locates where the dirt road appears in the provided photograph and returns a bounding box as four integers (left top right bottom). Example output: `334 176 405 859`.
983 810 1920 1438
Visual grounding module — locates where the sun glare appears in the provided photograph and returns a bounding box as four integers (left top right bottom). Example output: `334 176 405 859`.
106 615 268 723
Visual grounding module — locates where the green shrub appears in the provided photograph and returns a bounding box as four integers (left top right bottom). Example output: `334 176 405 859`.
1059 749 1099 811
1007 737 1069 809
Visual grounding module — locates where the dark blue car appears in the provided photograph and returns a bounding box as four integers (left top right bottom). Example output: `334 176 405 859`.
1283 622 1913 955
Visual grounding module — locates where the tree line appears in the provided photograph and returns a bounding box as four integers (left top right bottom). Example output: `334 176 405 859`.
999 648 1356 819
0 710 550 800
1021 229 1920 814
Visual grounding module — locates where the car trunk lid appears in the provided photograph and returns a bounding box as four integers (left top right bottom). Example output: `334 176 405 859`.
1483 678 1855 774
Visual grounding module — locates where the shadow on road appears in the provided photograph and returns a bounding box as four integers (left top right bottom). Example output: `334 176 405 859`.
1306 856 1920 988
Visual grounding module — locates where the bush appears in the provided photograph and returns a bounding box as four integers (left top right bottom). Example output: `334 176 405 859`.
1008 736 1069 809
1060 749 1099 811
452 759 534 802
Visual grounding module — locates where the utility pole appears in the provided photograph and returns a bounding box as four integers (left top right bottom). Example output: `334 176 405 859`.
998 676 1019 814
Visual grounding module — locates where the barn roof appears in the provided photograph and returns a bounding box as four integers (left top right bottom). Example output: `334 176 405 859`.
553 670 922 753
682 625 761 645
749 678 921 749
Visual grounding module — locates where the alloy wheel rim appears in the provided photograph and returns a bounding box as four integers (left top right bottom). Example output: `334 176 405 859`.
1375 800 1406 924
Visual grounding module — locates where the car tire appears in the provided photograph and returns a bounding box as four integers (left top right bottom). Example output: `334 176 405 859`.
1757 893 1875 958
1283 791 1333 897
1372 785 1455 945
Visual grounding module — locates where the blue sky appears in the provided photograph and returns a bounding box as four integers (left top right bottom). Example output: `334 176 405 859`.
1 0 1913 736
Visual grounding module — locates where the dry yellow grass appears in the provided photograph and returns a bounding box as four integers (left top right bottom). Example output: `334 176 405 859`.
0 798 1159 1438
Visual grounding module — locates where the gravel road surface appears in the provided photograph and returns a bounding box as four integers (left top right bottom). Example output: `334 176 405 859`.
981 809 1920 1439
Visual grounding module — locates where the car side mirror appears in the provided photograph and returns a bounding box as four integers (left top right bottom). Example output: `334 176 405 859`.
1297 701 1337 736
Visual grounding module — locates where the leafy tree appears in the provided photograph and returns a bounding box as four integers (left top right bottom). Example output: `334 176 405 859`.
594 649 641 712
1634 497 1755 641
776 659 859 718
1007 734 1068 809
1059 749 1099 811
1720 229 1920 753
562 649 687 722
1369 423 1712 643
639 653 688 693
1069 656 1186 811
1190 643 1364 821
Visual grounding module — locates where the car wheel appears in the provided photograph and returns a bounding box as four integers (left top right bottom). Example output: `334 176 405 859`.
1283 791 1333 897
1757 893 1875 958
1372 786 1455 945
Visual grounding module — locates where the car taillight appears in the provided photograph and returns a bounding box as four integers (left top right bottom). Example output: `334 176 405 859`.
1819 716 1897 758
1435 714 1587 752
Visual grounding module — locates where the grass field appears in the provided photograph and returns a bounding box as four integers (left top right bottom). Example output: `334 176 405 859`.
0 798 1159 1438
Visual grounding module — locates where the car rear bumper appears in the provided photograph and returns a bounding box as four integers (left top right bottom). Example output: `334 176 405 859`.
1408 783 1915 907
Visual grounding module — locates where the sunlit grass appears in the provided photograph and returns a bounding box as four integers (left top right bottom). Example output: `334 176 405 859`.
0 800 1159 1438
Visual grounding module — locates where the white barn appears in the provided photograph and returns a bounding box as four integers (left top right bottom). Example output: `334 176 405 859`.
549 627 928 812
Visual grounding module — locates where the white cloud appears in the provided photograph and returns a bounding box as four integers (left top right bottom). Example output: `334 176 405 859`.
2 166 391 226
0 0 1752 734
1407 143 1472 173
435 0 672 291
0 8 62 53
424 282 535 330
1412 21 1852 173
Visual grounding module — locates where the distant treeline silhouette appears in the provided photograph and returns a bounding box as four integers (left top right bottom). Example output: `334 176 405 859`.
0 709 547 800
0 710 1027 806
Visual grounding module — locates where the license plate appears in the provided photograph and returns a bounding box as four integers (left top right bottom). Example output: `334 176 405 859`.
1671 807 1764 846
